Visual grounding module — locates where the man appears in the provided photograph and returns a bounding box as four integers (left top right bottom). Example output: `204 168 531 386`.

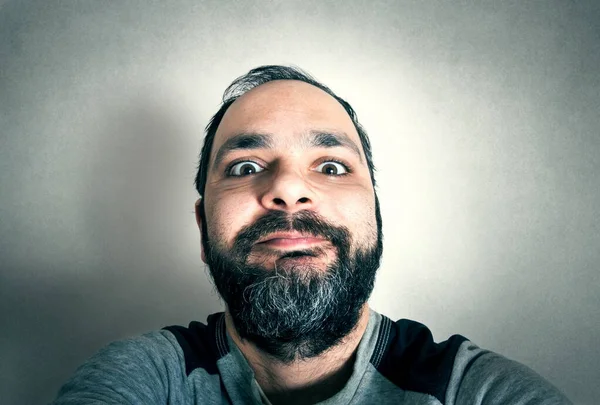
54 65 571 404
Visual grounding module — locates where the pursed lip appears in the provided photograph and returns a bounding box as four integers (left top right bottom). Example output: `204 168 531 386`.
255 232 326 248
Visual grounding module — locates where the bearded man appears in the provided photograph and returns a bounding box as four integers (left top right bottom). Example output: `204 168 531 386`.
53 65 571 404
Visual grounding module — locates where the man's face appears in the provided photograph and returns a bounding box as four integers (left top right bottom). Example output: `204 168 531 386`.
199 80 382 361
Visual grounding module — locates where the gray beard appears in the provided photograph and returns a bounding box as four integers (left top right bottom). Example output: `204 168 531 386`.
202 209 383 363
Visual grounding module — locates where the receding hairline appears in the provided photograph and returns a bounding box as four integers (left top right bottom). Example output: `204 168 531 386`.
227 79 347 111
219 79 358 133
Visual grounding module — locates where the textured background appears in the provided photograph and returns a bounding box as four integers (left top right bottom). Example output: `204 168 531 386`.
1 1 598 404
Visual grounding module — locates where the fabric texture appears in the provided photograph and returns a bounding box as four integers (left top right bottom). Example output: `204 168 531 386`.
52 310 571 404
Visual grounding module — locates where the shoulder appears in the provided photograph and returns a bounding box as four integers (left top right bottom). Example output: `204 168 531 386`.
370 316 571 404
53 314 226 404
447 342 572 404
71 328 186 376
53 329 186 404
370 316 468 402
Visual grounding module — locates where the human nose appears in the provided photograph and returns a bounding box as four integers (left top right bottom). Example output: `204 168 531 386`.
259 168 316 212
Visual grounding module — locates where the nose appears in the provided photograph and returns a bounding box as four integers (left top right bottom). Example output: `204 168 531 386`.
260 168 316 212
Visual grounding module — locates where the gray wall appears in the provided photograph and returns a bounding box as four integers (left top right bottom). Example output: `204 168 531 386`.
1 1 598 404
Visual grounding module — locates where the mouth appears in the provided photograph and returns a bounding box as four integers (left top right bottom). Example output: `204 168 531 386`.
255 232 327 250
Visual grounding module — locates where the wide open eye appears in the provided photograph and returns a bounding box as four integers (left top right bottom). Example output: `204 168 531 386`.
227 161 265 177
314 161 349 176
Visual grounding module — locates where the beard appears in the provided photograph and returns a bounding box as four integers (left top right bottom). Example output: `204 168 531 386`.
201 199 383 363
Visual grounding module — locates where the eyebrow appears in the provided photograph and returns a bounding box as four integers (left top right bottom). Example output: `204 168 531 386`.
308 131 362 162
212 130 363 171
213 133 274 170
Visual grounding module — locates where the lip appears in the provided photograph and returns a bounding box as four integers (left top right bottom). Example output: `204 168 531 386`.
256 232 326 249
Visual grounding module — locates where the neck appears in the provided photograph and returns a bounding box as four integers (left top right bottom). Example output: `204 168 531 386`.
224 305 371 405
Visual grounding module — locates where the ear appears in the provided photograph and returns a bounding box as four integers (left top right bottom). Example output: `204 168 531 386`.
194 198 207 264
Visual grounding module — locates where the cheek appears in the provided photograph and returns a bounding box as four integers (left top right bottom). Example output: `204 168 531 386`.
325 187 377 244
205 191 258 246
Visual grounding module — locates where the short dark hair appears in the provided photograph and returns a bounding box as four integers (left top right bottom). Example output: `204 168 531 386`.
194 65 376 196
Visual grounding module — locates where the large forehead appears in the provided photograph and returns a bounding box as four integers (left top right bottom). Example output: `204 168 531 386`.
213 80 360 151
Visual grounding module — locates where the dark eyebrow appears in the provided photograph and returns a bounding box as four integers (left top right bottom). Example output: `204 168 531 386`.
212 133 274 170
309 131 363 162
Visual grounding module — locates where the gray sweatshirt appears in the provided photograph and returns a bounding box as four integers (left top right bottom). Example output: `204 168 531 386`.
52 310 571 404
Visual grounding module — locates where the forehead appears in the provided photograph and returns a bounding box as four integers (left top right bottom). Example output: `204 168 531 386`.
212 80 361 156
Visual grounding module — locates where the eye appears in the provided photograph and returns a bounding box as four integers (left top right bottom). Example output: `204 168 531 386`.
227 161 265 177
314 161 349 176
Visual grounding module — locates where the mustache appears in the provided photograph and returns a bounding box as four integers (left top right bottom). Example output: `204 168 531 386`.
231 210 350 259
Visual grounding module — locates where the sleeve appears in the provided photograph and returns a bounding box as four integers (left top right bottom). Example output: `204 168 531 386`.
51 330 189 405
445 341 572 405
